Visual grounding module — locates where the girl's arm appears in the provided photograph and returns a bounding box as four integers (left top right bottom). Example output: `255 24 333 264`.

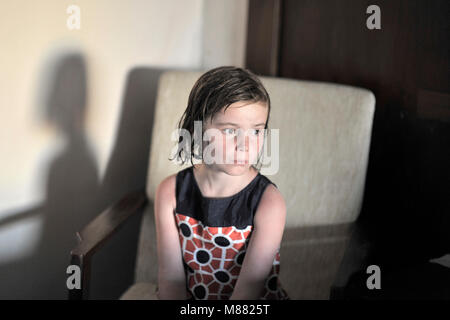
154 175 188 300
230 184 287 300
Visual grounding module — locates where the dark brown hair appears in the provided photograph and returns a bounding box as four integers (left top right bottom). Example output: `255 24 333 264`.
171 66 271 169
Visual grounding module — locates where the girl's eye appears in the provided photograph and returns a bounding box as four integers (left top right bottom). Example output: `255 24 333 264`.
250 129 263 135
223 128 237 135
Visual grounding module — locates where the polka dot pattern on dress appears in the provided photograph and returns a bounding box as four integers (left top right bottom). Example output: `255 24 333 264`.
175 213 288 300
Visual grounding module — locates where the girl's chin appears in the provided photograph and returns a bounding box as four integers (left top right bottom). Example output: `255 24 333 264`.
208 163 254 176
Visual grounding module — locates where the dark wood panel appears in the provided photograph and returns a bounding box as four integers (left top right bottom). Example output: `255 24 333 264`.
417 0 450 93
280 0 421 115
246 0 450 298
417 90 450 122
245 0 282 76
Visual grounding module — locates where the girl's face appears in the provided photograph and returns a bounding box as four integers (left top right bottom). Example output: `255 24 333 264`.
202 101 268 175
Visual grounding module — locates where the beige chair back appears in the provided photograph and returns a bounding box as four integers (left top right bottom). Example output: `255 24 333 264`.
135 70 375 299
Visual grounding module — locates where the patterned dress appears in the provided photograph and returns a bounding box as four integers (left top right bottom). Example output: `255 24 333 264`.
174 166 289 300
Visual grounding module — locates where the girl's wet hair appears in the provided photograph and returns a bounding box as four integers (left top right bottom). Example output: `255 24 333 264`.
171 66 271 169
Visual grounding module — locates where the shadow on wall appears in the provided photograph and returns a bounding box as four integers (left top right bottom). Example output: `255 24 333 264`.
0 52 169 299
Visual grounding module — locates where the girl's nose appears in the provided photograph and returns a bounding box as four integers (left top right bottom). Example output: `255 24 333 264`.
235 130 249 151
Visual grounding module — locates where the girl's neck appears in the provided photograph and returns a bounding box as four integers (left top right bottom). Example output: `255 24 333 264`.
192 164 258 198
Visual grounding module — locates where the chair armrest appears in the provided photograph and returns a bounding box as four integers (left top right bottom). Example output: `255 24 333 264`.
329 219 374 299
68 188 148 300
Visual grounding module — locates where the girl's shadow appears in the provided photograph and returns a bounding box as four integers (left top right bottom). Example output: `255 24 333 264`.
0 53 101 299
0 53 172 299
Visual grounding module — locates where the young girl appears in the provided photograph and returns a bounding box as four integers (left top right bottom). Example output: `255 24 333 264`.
154 66 289 300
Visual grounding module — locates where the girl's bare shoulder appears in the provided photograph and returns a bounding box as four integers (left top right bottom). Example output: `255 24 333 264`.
255 183 286 224
260 183 286 210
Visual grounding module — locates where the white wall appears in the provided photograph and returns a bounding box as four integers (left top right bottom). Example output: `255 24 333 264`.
0 0 248 299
